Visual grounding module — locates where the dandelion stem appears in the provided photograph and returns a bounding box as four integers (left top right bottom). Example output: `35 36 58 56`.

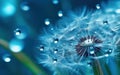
92 59 103 75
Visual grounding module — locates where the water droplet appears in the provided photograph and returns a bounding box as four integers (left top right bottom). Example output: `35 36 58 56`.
90 50 94 54
14 28 21 35
21 2 30 11
2 4 16 16
54 38 59 43
106 49 112 54
105 54 109 57
54 49 58 54
87 62 92 66
58 11 63 17
103 20 108 25
108 49 112 53
53 59 57 63
96 4 100 9
3 55 11 62
45 19 50 25
39 45 44 51
14 28 27 39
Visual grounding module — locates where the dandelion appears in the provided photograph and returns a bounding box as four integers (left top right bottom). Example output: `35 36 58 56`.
37 6 120 75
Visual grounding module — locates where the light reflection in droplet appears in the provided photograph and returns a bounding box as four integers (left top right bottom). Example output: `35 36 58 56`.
38 45 44 51
58 10 63 17
14 28 27 39
3 55 11 62
54 49 58 54
14 28 21 36
53 38 59 44
45 19 50 25
90 50 94 54
53 59 57 63
96 4 100 9
21 2 30 11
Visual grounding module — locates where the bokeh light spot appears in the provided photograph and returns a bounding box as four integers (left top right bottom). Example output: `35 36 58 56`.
52 0 59 5
115 9 120 14
9 39 24 53
2 3 16 16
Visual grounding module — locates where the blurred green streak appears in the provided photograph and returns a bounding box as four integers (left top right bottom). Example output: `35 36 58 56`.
0 39 47 75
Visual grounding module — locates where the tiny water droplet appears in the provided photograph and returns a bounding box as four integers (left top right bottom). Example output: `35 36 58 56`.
45 19 50 25
105 54 109 57
96 4 100 9
39 45 44 51
90 50 94 54
54 49 58 54
21 2 30 11
54 38 59 43
103 20 108 25
53 59 57 63
14 28 21 35
58 11 63 17
87 62 92 66
106 49 112 54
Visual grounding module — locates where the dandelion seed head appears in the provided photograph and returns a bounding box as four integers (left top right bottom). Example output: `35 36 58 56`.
37 5 120 74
